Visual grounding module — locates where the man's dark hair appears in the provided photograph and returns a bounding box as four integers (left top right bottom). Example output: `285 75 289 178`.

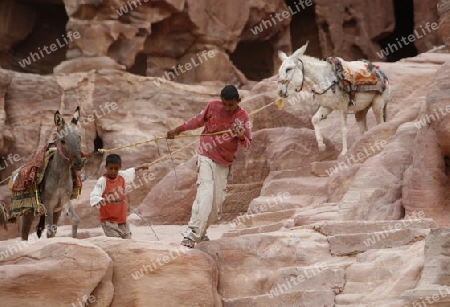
220 85 240 100
106 154 122 165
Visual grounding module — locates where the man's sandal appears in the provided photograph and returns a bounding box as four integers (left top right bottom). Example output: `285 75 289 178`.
180 237 196 249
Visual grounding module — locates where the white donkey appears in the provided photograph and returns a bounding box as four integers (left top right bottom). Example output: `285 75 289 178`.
277 42 390 156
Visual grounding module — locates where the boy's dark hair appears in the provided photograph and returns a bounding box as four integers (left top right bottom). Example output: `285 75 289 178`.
220 85 240 100
105 154 122 165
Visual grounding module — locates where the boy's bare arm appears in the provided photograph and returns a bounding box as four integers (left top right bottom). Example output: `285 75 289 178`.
167 126 183 139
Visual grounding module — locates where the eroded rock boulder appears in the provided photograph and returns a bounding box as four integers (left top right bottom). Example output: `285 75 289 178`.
0 237 113 307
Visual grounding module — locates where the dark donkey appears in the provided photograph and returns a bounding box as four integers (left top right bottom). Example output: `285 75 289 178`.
21 107 83 240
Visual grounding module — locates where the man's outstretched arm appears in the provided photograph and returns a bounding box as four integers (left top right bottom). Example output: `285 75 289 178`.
167 103 210 139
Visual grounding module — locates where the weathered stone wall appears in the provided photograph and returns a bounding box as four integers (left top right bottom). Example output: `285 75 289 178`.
0 0 444 82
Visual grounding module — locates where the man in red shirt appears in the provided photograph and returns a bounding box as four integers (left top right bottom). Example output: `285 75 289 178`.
167 85 252 248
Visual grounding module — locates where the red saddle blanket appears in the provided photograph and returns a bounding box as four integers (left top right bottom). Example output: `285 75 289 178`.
341 63 378 85
327 57 388 94
11 144 83 193
12 144 49 192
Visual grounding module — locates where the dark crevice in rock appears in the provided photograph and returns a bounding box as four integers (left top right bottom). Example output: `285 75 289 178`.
11 1 68 74
229 40 274 81
376 0 418 62
285 0 321 59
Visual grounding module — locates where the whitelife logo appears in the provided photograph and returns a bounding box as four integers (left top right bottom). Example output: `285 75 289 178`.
376 22 439 59
152 51 217 86
250 0 313 35
18 31 81 68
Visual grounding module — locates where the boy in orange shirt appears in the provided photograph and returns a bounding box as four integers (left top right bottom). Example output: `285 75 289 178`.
90 154 146 239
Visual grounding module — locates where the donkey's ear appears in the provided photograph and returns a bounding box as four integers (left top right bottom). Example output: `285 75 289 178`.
54 111 65 129
71 106 80 125
293 41 309 58
278 50 288 62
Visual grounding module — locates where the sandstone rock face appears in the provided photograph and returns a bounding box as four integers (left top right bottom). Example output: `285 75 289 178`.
438 0 450 49
0 67 224 235
402 59 450 227
138 157 197 224
0 0 444 81
1 53 450 234
1 38 450 307
198 219 434 307
0 0 36 70
314 0 395 60
0 236 222 307
0 71 12 154
56 0 292 83
414 0 441 52
87 237 222 307
0 237 113 307
401 228 450 306
138 125 338 224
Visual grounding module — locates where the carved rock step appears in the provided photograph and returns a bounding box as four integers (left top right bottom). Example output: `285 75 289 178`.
336 241 425 306
222 221 293 237
249 194 329 213
335 297 407 307
305 219 437 236
229 208 297 229
310 160 339 177
295 219 436 256
293 203 341 226
198 229 333 299
249 176 329 212
258 176 329 198
222 290 335 307
401 229 450 307
223 208 301 237
329 228 430 256
401 287 450 307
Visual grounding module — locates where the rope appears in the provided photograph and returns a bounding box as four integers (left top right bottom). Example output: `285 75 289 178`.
144 140 198 167
97 136 165 153
0 98 284 186
249 98 283 115
97 97 284 154
127 200 160 241
165 139 178 187
0 97 286 243
0 176 11 186
97 130 232 154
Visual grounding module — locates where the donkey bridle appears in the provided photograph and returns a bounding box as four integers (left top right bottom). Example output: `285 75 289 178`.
278 59 305 93
56 141 73 162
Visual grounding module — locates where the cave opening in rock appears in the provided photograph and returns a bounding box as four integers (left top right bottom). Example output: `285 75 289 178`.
377 0 418 62
12 0 68 74
399 205 406 219
130 53 148 76
444 156 450 176
284 0 321 58
229 40 274 81
94 134 103 154
229 1 321 82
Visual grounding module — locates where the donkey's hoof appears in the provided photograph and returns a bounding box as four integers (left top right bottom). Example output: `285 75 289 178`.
318 144 326 152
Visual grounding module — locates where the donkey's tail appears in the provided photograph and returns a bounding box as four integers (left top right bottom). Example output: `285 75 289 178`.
36 215 45 238
381 80 391 122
